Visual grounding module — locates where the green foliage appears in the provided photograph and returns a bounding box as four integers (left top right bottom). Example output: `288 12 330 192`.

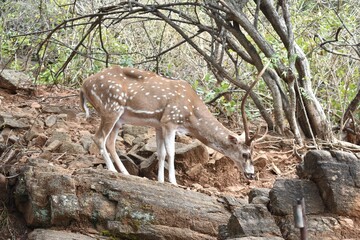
193 72 247 116
1 0 360 127
291 0 360 123
101 230 118 240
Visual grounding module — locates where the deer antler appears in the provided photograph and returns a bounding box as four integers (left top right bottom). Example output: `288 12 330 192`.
241 62 270 146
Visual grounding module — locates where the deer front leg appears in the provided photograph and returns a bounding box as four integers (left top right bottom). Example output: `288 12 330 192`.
106 120 129 175
163 126 177 185
156 128 166 183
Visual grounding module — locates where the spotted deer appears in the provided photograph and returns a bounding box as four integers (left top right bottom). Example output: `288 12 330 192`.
80 66 256 185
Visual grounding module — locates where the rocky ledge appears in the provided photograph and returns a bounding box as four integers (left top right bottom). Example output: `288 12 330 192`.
9 149 360 239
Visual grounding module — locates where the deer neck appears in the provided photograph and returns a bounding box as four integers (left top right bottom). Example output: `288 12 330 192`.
186 106 235 154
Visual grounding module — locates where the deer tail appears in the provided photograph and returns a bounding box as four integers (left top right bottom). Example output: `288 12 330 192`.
80 88 90 118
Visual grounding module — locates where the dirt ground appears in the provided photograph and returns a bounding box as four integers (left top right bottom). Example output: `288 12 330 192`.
0 85 325 239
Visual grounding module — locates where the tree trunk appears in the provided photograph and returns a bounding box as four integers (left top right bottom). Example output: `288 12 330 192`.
295 45 331 140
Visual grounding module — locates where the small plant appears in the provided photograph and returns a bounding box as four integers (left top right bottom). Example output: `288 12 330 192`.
101 230 117 240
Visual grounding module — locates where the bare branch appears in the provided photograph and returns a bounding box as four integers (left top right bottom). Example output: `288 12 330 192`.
315 28 360 61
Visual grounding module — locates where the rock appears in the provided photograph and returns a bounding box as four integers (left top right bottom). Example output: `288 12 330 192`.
78 191 117 227
269 179 325 216
38 151 52 161
45 115 57 127
0 127 12 142
64 109 77 122
192 183 203 190
107 222 217 240
30 102 41 109
226 237 284 240
133 135 149 145
122 124 150 136
139 153 158 180
42 105 62 114
301 150 360 217
14 161 231 239
121 156 140 175
143 136 158 152
50 194 80 225
68 157 94 170
0 69 31 93
224 185 245 193
88 142 100 155
57 113 68 120
0 173 7 202
0 114 29 129
226 204 282 239
221 196 247 211
277 215 340 240
175 140 209 168
11 106 38 119
25 125 44 142
248 188 270 205
79 131 93 151
123 133 136 145
31 134 48 148
253 154 268 171
187 163 206 179
28 229 96 240
45 140 62 152
0 173 6 185
52 120 71 130
59 142 86 154
123 126 147 145
338 216 354 228
48 129 71 144
8 134 20 143
14 162 75 226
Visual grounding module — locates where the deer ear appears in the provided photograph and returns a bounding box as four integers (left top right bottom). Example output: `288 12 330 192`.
228 135 239 144
238 132 246 143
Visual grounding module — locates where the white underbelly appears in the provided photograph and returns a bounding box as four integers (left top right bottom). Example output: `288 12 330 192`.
119 114 161 128
119 110 190 135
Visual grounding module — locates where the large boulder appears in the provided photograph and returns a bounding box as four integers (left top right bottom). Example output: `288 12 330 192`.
300 150 360 217
226 204 282 239
28 229 95 240
14 160 231 239
0 69 31 93
269 179 325 216
277 215 342 240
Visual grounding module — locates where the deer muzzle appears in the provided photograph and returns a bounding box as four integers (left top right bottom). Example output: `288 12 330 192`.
244 159 255 179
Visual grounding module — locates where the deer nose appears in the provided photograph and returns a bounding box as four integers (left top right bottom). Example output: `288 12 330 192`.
244 172 255 179
242 152 250 159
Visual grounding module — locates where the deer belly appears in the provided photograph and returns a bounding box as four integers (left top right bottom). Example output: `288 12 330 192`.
119 108 162 127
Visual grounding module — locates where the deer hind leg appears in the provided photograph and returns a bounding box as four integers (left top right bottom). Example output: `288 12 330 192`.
106 120 129 175
156 128 166 183
93 111 124 172
162 126 177 185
